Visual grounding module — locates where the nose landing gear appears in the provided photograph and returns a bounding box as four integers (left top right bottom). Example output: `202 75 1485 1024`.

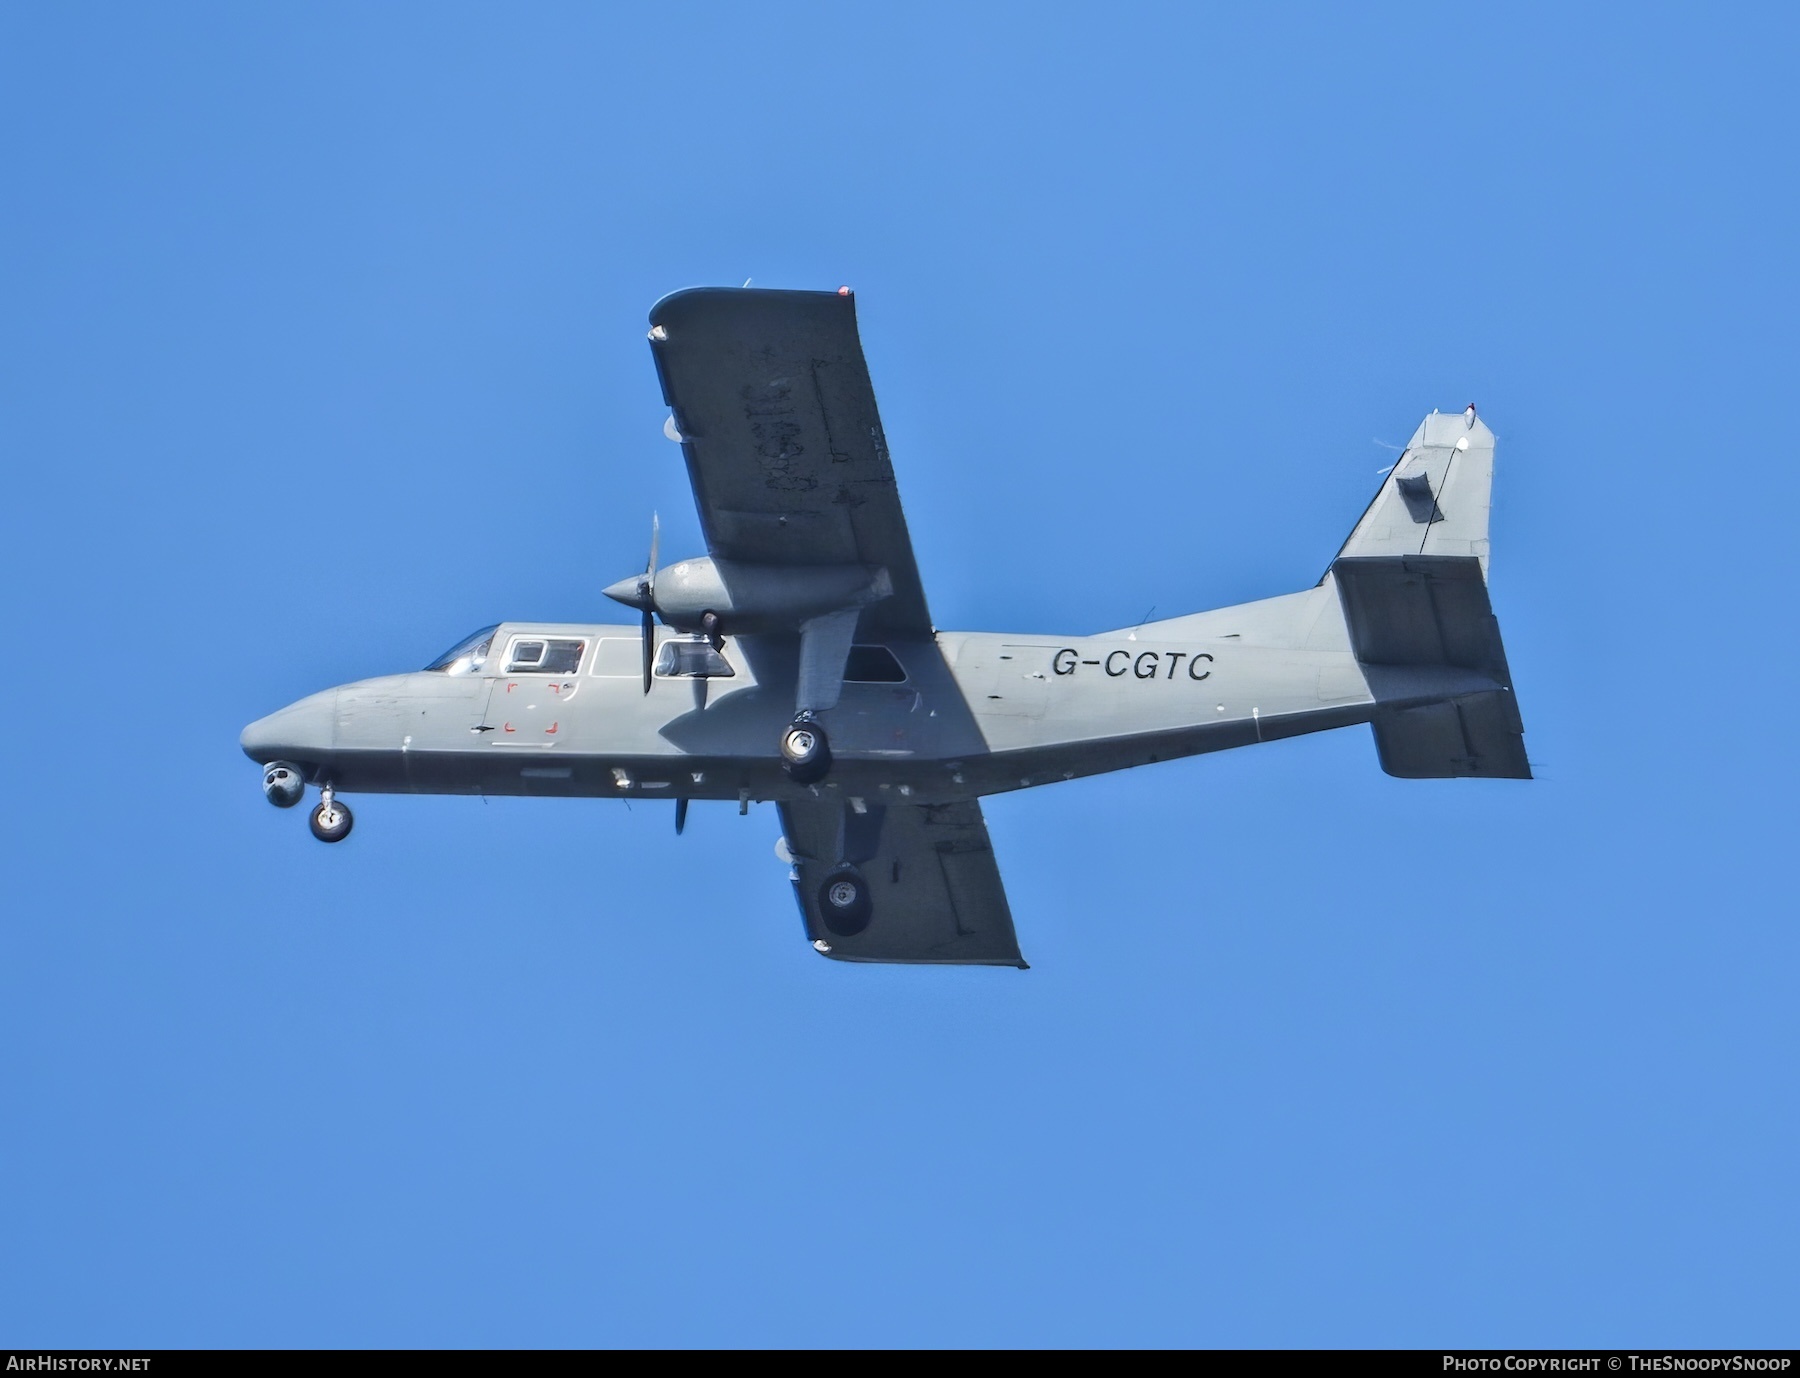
258 760 351 840
308 784 354 843
780 713 832 785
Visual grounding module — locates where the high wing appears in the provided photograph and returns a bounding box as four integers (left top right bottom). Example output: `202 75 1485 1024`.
647 287 932 636
778 799 1028 967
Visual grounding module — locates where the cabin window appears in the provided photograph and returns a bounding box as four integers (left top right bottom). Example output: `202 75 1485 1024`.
844 645 906 683
424 625 498 675
505 637 586 674
654 639 736 678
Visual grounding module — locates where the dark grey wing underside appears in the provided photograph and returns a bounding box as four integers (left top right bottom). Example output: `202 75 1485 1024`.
1334 555 1531 780
778 799 1027 967
647 287 932 637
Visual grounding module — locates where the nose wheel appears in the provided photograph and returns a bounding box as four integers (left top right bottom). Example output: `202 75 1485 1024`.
308 785 354 843
780 714 832 784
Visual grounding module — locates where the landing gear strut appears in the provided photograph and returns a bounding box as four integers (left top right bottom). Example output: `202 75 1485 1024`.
780 713 831 785
309 784 354 843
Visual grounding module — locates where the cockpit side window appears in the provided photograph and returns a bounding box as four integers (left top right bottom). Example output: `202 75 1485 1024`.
505 637 585 675
654 639 736 678
424 625 499 675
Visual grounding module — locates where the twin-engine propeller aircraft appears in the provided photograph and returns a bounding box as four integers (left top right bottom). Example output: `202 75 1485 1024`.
242 286 1530 967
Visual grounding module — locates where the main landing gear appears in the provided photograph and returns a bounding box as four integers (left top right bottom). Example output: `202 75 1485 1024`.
818 865 872 937
780 712 832 785
308 783 354 843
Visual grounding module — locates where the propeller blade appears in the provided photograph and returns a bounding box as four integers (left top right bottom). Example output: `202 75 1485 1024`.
640 511 660 696
642 607 654 694
674 797 688 835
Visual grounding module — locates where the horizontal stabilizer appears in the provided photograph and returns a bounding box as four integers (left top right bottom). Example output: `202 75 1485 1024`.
1372 693 1530 779
1332 554 1529 780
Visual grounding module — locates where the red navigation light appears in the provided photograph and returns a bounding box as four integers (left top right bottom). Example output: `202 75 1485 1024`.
837 286 852 296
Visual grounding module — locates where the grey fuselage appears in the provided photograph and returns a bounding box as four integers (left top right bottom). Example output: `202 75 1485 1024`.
238 578 1476 806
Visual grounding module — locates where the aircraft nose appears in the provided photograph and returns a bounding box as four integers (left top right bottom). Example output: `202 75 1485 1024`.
239 690 337 763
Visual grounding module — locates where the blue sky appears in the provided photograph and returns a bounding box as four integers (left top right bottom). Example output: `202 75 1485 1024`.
3 2 1796 1347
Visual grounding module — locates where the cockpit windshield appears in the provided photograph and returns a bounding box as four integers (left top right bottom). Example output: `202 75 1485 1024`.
424 625 499 675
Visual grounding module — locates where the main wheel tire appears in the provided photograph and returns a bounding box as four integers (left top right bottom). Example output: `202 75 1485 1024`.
309 798 354 843
780 719 832 784
818 866 872 937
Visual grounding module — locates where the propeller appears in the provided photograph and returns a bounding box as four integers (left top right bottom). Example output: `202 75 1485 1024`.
637 513 660 694
674 797 688 835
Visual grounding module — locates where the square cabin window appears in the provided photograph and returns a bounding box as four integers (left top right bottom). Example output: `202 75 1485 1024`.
504 638 585 675
654 640 735 678
539 639 586 675
506 640 547 671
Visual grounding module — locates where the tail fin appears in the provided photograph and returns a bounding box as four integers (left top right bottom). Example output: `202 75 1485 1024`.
1331 408 1530 780
1339 407 1495 567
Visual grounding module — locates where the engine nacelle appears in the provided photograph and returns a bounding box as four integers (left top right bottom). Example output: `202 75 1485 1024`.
606 557 891 634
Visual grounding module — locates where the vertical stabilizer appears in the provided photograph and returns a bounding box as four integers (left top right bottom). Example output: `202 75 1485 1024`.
1338 407 1494 572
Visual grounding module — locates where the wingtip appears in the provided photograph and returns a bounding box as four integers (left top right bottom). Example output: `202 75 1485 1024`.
647 284 859 329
